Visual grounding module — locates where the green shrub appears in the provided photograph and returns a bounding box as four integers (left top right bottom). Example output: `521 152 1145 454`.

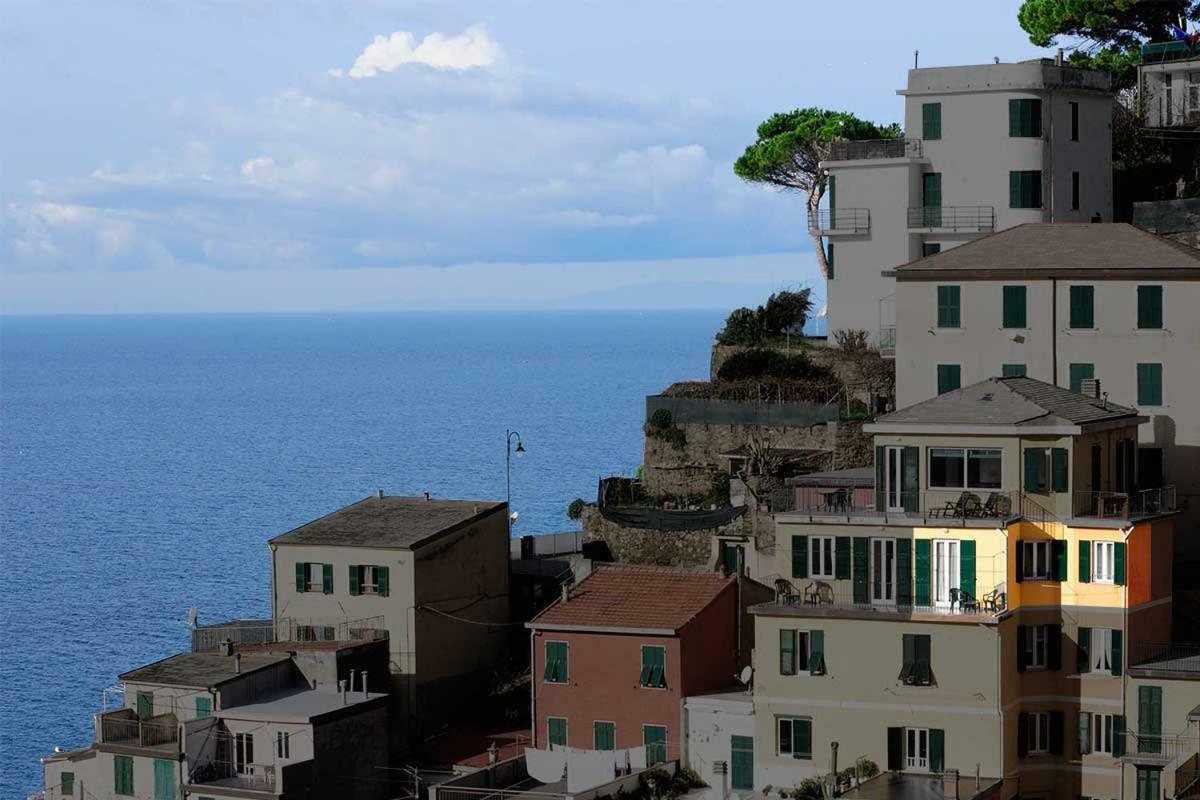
647 408 673 431
761 289 812 335
716 306 765 345
717 348 826 382
567 498 587 520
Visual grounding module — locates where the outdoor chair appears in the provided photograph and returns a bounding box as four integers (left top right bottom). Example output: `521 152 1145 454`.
774 578 800 606
957 589 979 613
820 488 849 512
933 491 972 518
805 581 834 606
962 493 983 517
979 492 1008 518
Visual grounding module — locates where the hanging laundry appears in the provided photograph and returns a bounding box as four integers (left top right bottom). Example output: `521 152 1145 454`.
566 749 617 792
628 745 648 770
525 747 567 784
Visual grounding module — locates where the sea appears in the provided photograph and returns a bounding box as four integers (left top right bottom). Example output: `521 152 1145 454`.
0 310 725 795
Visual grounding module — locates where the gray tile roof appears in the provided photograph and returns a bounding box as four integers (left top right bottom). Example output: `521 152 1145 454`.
119 652 292 688
270 495 505 549
876 377 1140 428
892 223 1200 278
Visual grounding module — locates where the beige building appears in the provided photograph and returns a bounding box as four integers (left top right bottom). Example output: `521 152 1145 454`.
1120 646 1200 800
818 60 1113 347
268 494 511 752
887 223 1200 577
1138 42 1200 129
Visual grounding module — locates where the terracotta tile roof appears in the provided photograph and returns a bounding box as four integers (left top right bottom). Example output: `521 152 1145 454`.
530 564 733 632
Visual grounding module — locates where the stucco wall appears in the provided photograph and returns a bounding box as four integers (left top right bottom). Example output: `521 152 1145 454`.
683 694 756 800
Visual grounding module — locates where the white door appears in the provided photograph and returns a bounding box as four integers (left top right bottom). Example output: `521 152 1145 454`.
933 540 960 609
871 538 897 605
885 447 905 512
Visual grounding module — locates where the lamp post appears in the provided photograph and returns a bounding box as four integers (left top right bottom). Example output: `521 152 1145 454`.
505 429 525 534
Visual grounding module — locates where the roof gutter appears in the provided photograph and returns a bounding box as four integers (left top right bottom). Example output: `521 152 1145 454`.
864 423 1083 436
525 622 677 636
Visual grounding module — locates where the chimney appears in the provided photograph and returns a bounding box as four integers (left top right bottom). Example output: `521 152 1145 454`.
339 679 347 705
377 488 384 499
561 583 570 604
349 669 357 695
219 638 233 657
1056 48 1064 66
830 742 839 790
233 653 242 674
361 670 369 699
423 491 430 502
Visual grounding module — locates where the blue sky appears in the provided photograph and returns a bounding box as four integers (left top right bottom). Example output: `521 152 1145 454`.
1 0 1048 313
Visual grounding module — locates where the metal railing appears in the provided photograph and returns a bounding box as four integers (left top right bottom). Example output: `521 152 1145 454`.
1071 486 1177 520
192 615 387 652
1129 641 1200 674
878 326 896 357
827 138 922 161
907 206 995 231
1121 733 1199 764
97 709 178 748
770 488 1028 523
808 208 870 233
1176 753 1200 797
766 582 1008 618
188 760 277 792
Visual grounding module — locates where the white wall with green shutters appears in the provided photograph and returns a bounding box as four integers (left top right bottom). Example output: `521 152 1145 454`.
1122 675 1200 800
683 692 756 800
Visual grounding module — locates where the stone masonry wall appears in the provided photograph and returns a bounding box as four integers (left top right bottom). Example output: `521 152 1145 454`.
580 505 734 568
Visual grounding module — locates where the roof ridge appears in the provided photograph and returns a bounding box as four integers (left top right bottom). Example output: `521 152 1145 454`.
1128 222 1200 262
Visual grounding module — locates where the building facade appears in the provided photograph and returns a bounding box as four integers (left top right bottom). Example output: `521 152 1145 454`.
1138 42 1200 129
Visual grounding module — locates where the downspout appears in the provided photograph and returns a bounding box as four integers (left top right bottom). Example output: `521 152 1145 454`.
529 627 537 748
1047 88 1056 223
1052 279 1058 386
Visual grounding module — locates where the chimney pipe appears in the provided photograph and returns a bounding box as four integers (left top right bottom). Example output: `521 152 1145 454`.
361 670 369 699
561 583 570 604
423 491 430 502
1056 48 1064 66
219 638 233 657
349 669 357 695
234 653 241 674
377 488 383 499
831 742 839 794
339 679 347 705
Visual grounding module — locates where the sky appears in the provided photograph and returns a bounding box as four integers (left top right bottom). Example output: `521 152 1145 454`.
0 0 1051 314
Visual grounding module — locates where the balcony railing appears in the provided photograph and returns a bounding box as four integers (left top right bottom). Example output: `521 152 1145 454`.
1071 486 1177 521
808 208 870 234
192 615 387 652
907 206 995 231
97 709 178 749
879 325 896 357
764 582 1008 619
1176 753 1200 798
770 487 1047 524
827 138 922 161
1120 732 1199 765
1129 641 1200 675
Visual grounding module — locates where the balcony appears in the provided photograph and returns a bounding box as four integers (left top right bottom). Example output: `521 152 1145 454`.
827 138 923 161
878 325 896 357
1141 41 1200 64
1120 733 1199 766
770 487 1046 526
192 614 387 652
96 709 178 752
907 206 995 232
808 208 870 235
757 583 1007 622
1071 486 1177 522
188 762 277 793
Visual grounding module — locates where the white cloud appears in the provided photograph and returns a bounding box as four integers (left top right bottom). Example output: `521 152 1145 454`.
544 209 657 228
334 25 502 78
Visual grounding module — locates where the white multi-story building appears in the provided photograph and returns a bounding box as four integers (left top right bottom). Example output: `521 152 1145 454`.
1139 41 1200 129
818 59 1114 348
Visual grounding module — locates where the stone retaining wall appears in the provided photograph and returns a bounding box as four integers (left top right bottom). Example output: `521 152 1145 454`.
580 505 730 568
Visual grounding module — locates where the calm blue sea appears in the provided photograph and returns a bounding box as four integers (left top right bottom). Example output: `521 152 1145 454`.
0 311 723 794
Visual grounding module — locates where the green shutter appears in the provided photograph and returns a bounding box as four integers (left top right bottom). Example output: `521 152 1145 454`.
937 285 960 328
896 539 912 607
923 102 942 139
1113 716 1125 757
594 721 615 750
1024 449 1042 492
1010 170 1021 207
1078 627 1091 673
1069 363 1095 394
1003 286 1027 328
1138 286 1163 329
1009 99 1041 137
960 539 976 600
875 446 886 512
922 242 942 257
930 729 945 773
1139 686 1163 753
1079 541 1091 583
1002 363 1027 377
1079 711 1092 755
808 630 826 675
644 724 668 763
915 539 932 607
779 629 797 676
377 565 389 597
1015 542 1025 584
1016 625 1028 671
154 758 174 800
1009 99 1022 137
1111 629 1123 676
1010 170 1043 208
731 735 754 790
887 727 903 770
792 535 808 579
1049 624 1064 670
1052 540 1068 581
196 696 212 718
827 242 835 280
321 563 333 594
115 755 134 795
548 717 567 747
835 537 851 580
1070 285 1094 328
937 364 961 395
1115 542 1127 585
902 446 920 513
61 772 74 796
853 538 869 604
1050 711 1065 755
137 691 154 719
1137 363 1163 406
349 565 361 596
1052 448 1069 493
900 633 916 683
794 719 812 758
641 645 666 688
295 562 306 593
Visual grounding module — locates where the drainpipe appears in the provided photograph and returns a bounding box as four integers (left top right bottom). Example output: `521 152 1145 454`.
1051 279 1058 386
529 629 537 748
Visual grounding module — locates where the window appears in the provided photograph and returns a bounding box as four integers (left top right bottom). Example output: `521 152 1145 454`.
1167 73 1176 126
62 771 75 796
936 365 961 396
1022 542 1052 581
644 725 668 763
900 634 932 686
236 732 255 773
548 717 567 747
195 696 212 718
1070 101 1079 141
936 286 960 328
923 102 942 139
1027 712 1051 753
1072 171 1080 211
1189 71 1200 112
810 536 835 579
1002 364 1027 377
928 448 1001 489
277 731 290 759
1070 285 1094 328
779 629 810 676
922 242 942 257
827 242 834 280
1137 767 1162 800
1137 363 1163 406
349 564 390 596
1138 286 1163 329
114 755 134 795
295 562 332 594
1024 448 1067 493
1069 363 1095 394
906 728 929 769
544 641 568 683
154 759 174 800
1003 285 1027 328
1010 170 1043 208
640 645 666 688
1091 628 1115 672
1009 98 1043 137
1018 624 1065 672
1092 542 1115 584
594 721 615 751
777 717 812 759
1088 712 1115 755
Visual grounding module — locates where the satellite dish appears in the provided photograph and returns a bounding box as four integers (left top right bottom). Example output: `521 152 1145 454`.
738 666 753 685
187 605 198 628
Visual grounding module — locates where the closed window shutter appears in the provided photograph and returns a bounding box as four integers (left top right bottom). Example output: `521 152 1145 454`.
377 565 389 597
780 629 797 676
937 286 960 328
1009 99 1022 137
1010 170 1021 208
915 539 931 607
1003 286 1027 328
1071 286 1094 328
1111 630 1123 676
900 634 916 682
808 630 826 675
1078 627 1091 673
295 563 307 593
349 565 360 596
795 719 812 758
1114 542 1127 585
923 103 941 139
1137 364 1163 406
875 447 886 512
1049 624 1063 670
897 539 912 606
853 538 869 604
1002 363 1027 377
1113 716 1125 757
1138 286 1163 329
1069 363 1095 394
1050 711 1065 755
1015 541 1025 584
835 537 851 580
1017 712 1029 756
902 446 920 512
887 727 904 771
1052 540 1068 582
937 364 961 396
322 563 333 594
1016 625 1028 672
1024 449 1042 492
960 540 976 600
916 634 932 685
1079 711 1092 755
1079 541 1091 583
1052 449 1069 493
930 729 945 773
827 242 835 280
792 535 808 578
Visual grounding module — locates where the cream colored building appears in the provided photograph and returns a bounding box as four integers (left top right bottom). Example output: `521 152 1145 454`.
1120 648 1200 800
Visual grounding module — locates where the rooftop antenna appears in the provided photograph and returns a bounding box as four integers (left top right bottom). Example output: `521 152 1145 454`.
914 50 919 69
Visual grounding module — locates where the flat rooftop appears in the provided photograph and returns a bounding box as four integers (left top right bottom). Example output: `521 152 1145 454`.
120 652 291 688
270 495 506 549
845 771 1002 800
218 688 386 723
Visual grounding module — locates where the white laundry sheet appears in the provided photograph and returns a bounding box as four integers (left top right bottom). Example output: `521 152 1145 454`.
566 749 618 792
628 745 647 769
524 747 566 784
